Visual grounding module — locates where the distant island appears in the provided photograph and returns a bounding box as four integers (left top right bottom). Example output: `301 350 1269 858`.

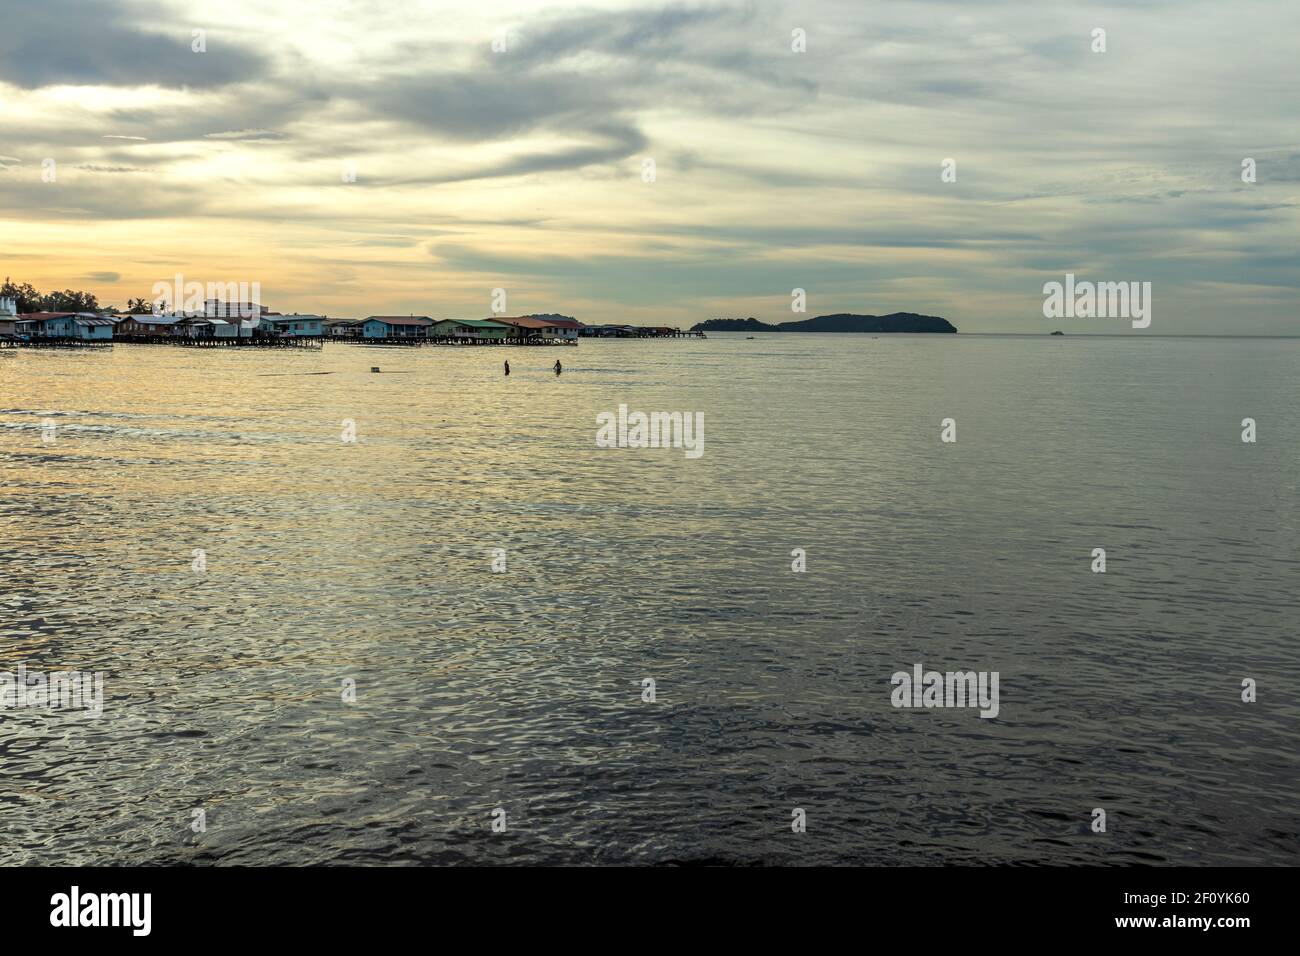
690 312 957 333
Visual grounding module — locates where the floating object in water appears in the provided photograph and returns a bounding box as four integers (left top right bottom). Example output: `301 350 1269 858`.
256 371 336 377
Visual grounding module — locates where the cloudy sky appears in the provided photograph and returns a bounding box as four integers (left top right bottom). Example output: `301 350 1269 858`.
1 0 1296 332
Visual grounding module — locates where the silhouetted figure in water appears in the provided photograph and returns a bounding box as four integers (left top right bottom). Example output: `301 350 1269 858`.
504 360 510 376
554 359 562 376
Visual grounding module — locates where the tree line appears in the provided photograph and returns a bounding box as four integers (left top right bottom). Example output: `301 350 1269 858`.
1 278 155 314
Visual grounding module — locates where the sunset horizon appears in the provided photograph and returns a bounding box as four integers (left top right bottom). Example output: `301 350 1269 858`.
4 0 1298 332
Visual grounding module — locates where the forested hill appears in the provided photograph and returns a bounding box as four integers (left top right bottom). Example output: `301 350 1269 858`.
690 312 957 333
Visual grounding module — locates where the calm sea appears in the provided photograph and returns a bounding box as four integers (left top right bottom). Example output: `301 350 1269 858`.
1 333 1296 865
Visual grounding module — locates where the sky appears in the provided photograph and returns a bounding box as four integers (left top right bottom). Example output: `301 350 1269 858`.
1 0 1297 332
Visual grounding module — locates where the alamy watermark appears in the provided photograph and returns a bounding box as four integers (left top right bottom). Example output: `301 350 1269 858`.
1043 273 1151 329
0 665 105 717
150 274 261 317
50 886 150 936
890 663 999 718
596 404 705 458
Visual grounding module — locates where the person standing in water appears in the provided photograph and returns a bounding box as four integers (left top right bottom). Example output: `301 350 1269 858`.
554 359 562 375
504 360 510 376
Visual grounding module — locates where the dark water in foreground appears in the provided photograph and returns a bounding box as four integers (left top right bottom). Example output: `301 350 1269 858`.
0 333 1296 865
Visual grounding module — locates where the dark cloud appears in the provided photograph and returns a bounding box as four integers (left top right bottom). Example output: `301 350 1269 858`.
0 0 270 88
372 70 620 141
500 4 759 72
352 2 814 181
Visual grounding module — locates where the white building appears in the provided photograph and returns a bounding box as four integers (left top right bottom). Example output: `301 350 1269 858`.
0 296 17 335
204 299 266 319
180 317 236 338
